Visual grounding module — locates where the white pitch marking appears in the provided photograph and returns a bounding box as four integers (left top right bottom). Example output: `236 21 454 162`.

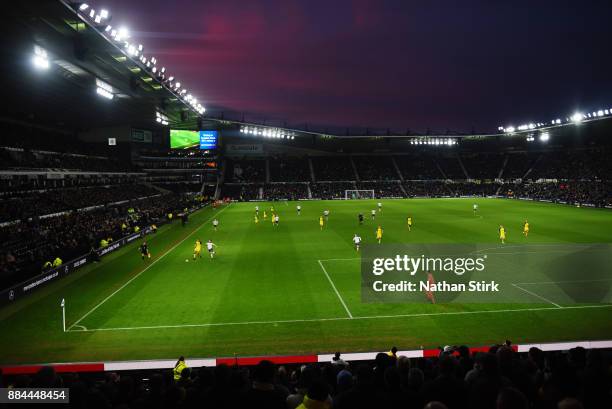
512 283 562 308
317 260 353 318
66 304 612 333
67 205 231 330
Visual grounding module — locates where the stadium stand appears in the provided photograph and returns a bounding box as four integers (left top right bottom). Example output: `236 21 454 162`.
2 344 611 409
263 183 309 201
353 156 399 181
226 159 266 182
312 157 356 181
269 157 311 182
0 192 200 289
461 152 505 180
394 154 443 180
310 182 356 199
435 154 467 179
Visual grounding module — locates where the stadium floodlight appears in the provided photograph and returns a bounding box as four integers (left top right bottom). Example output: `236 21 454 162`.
138 44 143 51
174 82 181 89
539 132 550 142
168 76 175 82
96 87 113 99
96 78 114 100
605 110 610 115
100 9 109 19
79 4 89 11
116 26 129 42
94 14 102 24
571 112 583 123
597 110 604 117
151 57 157 65
32 45 49 70
505 126 515 133
89 9 95 18
151 66 156 73
105 25 112 32
160 67 166 73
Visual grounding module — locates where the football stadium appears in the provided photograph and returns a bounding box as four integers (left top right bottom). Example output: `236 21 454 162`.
1 1 611 407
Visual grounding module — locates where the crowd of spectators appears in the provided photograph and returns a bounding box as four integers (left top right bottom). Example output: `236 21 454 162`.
1 148 132 172
0 174 144 193
435 155 467 179
270 158 311 182
227 160 266 182
502 153 539 179
395 155 443 180
449 183 502 197
356 182 405 198
0 184 160 222
310 182 356 200
312 157 355 181
153 182 203 194
528 150 612 181
0 193 197 289
2 344 610 409
507 182 612 207
263 184 309 201
403 182 451 197
462 153 504 180
353 156 399 181
221 184 262 201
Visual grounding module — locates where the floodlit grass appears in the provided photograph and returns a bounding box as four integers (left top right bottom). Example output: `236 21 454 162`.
1 198 611 364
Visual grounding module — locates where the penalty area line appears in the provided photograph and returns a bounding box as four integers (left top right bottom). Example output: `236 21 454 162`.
317 260 353 318
65 304 612 333
66 204 231 331
511 283 562 308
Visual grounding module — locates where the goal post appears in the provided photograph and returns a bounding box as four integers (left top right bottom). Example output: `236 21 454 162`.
345 189 375 200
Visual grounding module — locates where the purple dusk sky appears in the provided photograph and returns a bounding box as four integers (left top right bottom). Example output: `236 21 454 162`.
101 0 612 132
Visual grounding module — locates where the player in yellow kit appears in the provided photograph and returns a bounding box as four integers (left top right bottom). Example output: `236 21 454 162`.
523 220 529 237
319 215 324 230
254 214 259 224
376 226 383 244
407 216 413 231
193 239 202 260
263 210 268 220
499 225 506 244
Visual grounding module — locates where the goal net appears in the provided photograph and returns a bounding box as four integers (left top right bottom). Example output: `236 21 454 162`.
345 189 375 200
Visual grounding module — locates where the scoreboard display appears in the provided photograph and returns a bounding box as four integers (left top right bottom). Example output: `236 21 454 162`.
170 129 218 150
199 130 218 150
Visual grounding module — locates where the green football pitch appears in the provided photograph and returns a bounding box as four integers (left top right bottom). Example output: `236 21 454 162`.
1 198 611 365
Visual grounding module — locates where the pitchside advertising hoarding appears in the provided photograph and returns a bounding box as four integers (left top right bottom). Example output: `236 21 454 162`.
360 243 612 304
0 228 150 306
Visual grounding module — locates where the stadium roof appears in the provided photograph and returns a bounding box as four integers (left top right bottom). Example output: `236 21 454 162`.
0 0 205 131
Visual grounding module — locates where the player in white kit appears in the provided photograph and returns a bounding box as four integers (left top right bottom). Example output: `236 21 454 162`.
353 234 362 251
206 240 217 258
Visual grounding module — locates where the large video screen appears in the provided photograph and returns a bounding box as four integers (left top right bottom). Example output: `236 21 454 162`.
170 129 200 149
199 130 218 150
170 130 218 149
